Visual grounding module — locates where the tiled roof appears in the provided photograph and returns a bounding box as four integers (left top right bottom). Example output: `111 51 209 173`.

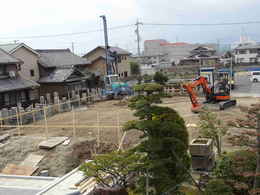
37 49 90 68
83 46 131 58
160 42 189 46
38 68 87 83
235 43 260 50
107 46 131 55
0 75 39 93
0 48 22 64
0 43 40 56
0 43 20 53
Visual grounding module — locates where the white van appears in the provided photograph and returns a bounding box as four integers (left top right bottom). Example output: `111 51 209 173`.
249 71 260 82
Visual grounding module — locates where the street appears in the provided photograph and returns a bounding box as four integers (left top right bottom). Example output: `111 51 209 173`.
232 72 260 97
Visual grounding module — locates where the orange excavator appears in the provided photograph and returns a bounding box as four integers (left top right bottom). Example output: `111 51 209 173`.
183 76 236 113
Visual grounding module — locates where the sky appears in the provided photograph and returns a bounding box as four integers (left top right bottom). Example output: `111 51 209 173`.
0 0 260 55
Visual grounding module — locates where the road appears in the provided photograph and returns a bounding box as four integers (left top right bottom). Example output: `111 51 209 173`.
232 73 260 97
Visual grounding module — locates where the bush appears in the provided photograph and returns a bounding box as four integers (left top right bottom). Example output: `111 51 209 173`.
205 179 234 195
214 150 256 194
153 72 168 85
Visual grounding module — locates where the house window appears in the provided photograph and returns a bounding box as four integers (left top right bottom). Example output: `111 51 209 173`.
17 64 21 71
239 50 246 54
4 93 10 105
30 69 35 77
0 66 6 75
117 56 121 63
20 91 27 102
124 71 128 77
239 58 244 63
250 58 257 63
250 49 257 54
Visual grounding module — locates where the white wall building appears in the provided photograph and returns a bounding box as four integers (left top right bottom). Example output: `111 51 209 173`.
234 44 260 64
144 39 218 65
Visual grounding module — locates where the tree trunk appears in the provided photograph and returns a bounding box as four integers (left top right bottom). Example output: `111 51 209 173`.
254 113 260 189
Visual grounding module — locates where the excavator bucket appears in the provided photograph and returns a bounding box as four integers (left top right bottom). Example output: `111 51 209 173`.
219 99 237 110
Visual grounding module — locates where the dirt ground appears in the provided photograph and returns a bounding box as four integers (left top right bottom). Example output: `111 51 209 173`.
0 96 259 176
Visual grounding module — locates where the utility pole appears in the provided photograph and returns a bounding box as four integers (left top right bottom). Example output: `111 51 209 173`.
71 42 75 53
135 19 142 56
100 15 111 75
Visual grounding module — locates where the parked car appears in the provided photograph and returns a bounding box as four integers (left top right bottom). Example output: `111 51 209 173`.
249 71 260 82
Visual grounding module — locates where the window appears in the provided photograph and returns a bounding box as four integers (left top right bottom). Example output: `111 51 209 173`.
239 50 246 54
250 58 257 63
20 91 27 102
239 58 244 63
17 64 21 71
0 66 6 75
124 71 128 77
249 49 257 54
117 56 121 63
30 69 35 77
253 72 260 76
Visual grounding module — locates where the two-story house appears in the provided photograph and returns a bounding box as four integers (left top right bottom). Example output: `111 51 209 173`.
0 43 40 82
0 48 39 109
234 44 260 64
36 49 91 97
179 46 219 66
82 46 132 78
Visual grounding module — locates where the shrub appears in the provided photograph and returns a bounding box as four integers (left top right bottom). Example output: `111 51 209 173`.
214 150 256 194
204 179 234 195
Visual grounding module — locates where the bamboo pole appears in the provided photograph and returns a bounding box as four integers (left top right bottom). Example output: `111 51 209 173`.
117 111 120 147
97 111 101 147
72 106 76 138
15 107 21 136
43 105 49 138
0 125 123 128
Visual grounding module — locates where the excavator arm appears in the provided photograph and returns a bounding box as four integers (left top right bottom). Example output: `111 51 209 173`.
183 77 212 112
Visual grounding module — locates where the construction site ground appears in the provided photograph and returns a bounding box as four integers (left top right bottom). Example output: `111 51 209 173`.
0 96 258 176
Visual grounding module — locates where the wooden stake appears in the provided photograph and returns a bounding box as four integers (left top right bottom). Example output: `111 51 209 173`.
117 112 121 147
43 106 49 138
15 107 21 136
97 112 101 147
72 106 76 137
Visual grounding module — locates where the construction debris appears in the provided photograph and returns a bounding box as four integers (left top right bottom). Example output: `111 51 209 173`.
20 154 44 167
39 137 68 149
0 134 10 143
1 164 38 176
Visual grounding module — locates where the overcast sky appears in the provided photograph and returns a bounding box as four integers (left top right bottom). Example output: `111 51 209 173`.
0 0 260 55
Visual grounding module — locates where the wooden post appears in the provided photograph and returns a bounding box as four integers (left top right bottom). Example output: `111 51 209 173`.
15 107 21 136
32 109 36 123
43 106 49 138
97 111 101 147
72 106 76 138
117 111 120 147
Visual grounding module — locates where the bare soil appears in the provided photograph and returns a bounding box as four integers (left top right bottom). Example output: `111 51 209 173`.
0 96 258 176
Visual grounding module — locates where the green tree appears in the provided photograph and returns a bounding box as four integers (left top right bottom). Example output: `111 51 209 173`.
204 179 234 195
80 151 144 189
124 83 190 194
130 62 141 76
199 110 228 155
143 74 153 83
153 72 168 85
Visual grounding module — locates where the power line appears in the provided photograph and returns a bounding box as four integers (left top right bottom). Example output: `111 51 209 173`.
143 21 260 26
0 24 134 40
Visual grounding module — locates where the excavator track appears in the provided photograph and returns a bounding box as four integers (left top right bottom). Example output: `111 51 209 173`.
219 99 237 110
